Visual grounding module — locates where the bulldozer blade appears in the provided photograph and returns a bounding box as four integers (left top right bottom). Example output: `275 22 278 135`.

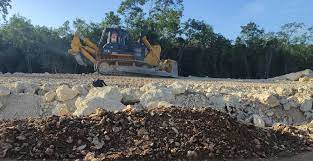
74 54 87 66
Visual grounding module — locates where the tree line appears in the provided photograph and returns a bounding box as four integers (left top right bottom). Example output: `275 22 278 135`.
0 0 312 78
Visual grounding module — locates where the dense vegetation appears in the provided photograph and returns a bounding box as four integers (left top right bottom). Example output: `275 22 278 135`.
0 0 312 78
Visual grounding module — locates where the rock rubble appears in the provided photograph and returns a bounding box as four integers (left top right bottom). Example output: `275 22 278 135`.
0 108 312 160
0 71 312 128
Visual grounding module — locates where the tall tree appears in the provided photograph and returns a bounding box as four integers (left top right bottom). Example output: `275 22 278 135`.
55 20 72 38
73 18 101 42
182 19 215 48
149 0 184 40
0 0 11 21
100 11 121 28
278 22 305 44
118 0 183 42
1 15 40 72
0 15 81 73
118 0 147 37
240 22 265 47
73 18 90 35
307 26 313 44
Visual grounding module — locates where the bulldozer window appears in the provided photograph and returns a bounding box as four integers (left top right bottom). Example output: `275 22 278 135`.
111 33 118 43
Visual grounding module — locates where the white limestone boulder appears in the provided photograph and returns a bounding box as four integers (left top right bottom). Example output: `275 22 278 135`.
140 88 174 107
75 97 84 109
0 94 42 120
86 87 122 101
207 95 225 110
0 86 10 97
56 85 78 102
74 97 125 116
254 92 280 108
300 98 313 112
121 88 142 104
14 81 39 94
72 84 89 96
140 82 166 92
224 95 242 108
44 91 56 102
41 83 56 92
282 96 299 110
167 82 187 95
304 112 313 119
253 115 265 128
52 103 72 116
52 99 77 116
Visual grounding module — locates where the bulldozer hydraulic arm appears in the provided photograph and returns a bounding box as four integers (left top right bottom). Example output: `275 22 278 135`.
80 48 97 64
83 38 99 52
142 36 153 51
142 36 161 66
68 32 99 65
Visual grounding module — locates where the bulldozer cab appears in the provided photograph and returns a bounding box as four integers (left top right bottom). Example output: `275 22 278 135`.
99 27 146 61
104 27 128 45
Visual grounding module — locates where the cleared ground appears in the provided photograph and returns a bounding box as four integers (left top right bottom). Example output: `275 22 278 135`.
0 73 309 88
0 73 312 161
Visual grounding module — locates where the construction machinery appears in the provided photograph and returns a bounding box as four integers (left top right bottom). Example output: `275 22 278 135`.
68 27 178 77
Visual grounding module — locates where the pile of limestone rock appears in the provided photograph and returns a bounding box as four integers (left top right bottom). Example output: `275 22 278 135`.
270 69 313 81
0 75 312 128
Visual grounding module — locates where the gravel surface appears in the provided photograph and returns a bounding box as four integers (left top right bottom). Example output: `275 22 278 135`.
0 73 309 89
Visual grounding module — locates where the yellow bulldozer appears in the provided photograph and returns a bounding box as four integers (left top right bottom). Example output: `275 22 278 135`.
68 27 178 77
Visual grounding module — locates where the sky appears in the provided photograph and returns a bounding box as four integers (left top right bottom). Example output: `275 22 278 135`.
8 0 313 40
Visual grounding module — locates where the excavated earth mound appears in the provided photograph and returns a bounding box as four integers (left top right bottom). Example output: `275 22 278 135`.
0 108 312 161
